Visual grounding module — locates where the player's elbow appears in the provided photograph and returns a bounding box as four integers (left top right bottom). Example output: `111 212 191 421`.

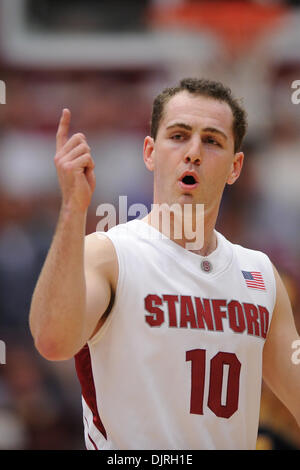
33 333 76 362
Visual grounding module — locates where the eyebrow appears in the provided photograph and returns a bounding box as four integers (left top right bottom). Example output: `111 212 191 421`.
166 122 192 131
203 126 228 141
166 122 228 140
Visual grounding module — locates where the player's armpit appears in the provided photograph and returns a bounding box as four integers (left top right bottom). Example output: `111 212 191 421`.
262 264 300 427
83 232 118 342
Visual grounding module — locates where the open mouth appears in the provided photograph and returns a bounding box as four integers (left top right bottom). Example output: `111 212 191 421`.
181 175 196 185
178 172 199 190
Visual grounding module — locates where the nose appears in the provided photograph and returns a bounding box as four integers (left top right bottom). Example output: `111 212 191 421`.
183 138 202 166
184 154 201 166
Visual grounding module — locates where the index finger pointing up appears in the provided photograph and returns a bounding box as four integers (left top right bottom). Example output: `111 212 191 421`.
56 108 71 152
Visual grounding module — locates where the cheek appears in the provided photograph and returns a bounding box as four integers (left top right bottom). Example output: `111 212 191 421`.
154 148 177 175
204 156 232 184
155 162 173 185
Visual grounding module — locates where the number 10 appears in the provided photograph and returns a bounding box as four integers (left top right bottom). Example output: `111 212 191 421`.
186 349 241 419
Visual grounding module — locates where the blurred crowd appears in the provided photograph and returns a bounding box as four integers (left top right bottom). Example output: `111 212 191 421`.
0 0 300 450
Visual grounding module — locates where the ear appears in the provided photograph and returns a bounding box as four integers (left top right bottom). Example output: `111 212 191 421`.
143 136 155 172
227 152 244 185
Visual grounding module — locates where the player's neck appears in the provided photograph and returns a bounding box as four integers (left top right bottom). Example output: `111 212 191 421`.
143 204 218 257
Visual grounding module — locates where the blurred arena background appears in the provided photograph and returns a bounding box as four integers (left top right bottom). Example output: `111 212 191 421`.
0 0 299 450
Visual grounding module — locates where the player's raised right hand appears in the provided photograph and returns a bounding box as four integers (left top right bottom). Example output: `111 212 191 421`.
54 108 96 213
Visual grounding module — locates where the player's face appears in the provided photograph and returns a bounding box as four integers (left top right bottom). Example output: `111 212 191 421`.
144 91 244 210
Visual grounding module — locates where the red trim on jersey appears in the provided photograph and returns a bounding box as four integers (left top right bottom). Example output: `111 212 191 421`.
75 344 107 440
84 417 99 450
88 433 98 450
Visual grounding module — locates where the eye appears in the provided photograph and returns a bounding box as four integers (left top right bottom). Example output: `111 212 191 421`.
203 136 221 146
170 133 186 141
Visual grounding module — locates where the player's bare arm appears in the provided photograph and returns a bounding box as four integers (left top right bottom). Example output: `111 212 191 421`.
29 109 117 361
262 264 300 426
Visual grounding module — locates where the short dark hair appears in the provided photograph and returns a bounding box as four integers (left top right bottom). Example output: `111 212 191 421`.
150 78 248 153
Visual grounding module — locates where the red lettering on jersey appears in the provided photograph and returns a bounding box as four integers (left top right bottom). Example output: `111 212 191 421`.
180 296 198 328
144 293 269 339
243 303 260 336
144 294 164 327
227 300 246 333
258 305 269 339
212 299 227 331
163 295 179 327
207 351 241 419
195 298 214 330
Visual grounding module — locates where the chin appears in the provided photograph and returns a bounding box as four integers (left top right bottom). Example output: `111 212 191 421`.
178 193 197 205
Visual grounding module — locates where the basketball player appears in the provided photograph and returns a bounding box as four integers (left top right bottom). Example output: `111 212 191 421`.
29 78 300 450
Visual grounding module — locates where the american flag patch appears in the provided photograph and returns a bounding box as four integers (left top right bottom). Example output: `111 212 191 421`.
242 271 266 290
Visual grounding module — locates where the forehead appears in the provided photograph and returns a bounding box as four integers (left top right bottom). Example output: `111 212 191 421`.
160 91 234 137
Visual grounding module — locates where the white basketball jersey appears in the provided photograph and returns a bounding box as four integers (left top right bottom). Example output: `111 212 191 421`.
75 219 276 450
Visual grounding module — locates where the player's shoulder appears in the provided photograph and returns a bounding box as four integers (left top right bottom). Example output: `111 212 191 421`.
228 236 271 263
85 220 141 263
85 231 115 250
226 238 276 299
84 232 118 269
220 233 274 275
